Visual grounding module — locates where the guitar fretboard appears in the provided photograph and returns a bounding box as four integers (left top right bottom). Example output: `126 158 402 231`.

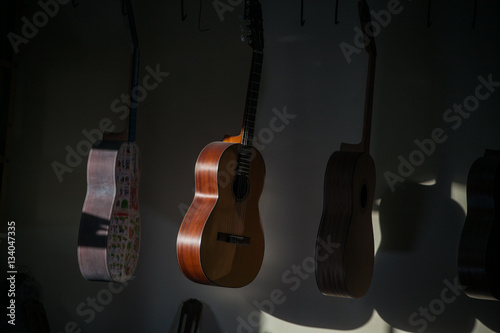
238 50 263 176
360 0 375 153
128 47 140 143
125 0 139 143
237 145 253 176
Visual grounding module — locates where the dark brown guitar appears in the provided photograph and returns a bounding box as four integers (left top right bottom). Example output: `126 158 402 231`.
315 0 376 298
458 150 500 300
176 0 265 288
177 299 203 333
77 0 141 282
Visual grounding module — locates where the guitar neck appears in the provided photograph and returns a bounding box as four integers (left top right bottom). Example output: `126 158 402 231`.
241 50 263 148
360 43 375 152
127 46 140 142
125 0 140 143
236 50 263 176
102 0 139 143
341 0 376 154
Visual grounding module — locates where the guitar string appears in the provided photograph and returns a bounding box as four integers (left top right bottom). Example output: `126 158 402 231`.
232 52 262 240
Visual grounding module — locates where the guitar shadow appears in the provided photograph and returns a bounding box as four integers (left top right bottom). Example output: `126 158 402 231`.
77 213 109 248
367 174 500 332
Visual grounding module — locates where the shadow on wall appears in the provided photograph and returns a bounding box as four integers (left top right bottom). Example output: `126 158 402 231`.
368 173 500 333
0 265 51 332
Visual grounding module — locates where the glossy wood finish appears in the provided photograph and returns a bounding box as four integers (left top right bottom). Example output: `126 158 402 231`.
315 0 377 298
177 142 265 287
458 150 500 300
177 0 265 288
223 133 243 143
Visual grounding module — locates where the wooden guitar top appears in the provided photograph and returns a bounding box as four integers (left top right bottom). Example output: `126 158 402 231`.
177 142 265 287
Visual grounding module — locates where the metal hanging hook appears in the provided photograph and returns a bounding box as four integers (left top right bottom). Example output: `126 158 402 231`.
181 0 187 21
301 0 305 26
122 0 139 49
198 0 210 32
334 0 340 24
472 0 478 28
427 0 432 27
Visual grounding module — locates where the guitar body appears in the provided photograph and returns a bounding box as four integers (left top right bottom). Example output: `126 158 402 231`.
177 142 265 287
458 150 500 300
78 140 141 282
316 150 375 298
314 0 377 298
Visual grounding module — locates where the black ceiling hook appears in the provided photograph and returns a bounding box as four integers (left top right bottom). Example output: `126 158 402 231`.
198 0 210 32
122 0 139 48
334 0 340 24
301 0 305 26
427 0 432 27
472 0 478 28
181 0 187 21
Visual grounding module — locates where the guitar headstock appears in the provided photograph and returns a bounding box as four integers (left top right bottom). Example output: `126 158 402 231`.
358 0 376 57
243 0 264 51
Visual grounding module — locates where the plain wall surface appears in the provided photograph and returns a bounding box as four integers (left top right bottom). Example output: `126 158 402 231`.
3 0 500 332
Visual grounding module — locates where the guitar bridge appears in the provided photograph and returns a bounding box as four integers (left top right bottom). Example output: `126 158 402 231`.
217 232 250 245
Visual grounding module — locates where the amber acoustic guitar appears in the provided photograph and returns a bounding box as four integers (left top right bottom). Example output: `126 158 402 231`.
315 0 376 298
177 0 265 288
458 150 500 300
77 0 141 282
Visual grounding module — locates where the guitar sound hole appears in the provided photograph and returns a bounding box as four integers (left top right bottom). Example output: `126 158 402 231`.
360 184 368 209
233 175 250 201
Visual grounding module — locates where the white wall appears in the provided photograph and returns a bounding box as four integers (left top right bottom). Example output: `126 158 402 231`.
4 0 500 332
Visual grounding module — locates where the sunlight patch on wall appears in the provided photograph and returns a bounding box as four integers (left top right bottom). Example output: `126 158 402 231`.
472 318 496 333
419 178 437 186
372 209 382 254
451 181 467 214
258 310 413 333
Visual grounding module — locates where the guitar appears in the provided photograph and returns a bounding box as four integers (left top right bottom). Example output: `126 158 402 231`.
177 299 203 333
458 150 500 300
77 0 141 282
315 0 376 298
176 0 265 288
